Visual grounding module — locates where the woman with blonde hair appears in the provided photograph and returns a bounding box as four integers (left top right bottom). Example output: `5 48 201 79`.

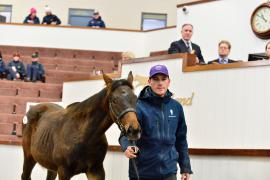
121 51 135 60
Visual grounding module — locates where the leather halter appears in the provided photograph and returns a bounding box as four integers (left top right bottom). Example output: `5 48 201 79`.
109 101 136 134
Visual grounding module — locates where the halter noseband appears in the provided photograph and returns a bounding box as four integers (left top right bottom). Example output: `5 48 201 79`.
109 101 136 134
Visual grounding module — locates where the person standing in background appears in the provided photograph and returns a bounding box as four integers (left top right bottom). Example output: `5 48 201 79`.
168 23 204 64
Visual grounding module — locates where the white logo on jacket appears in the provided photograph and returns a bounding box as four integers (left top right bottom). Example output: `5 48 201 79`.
169 109 176 118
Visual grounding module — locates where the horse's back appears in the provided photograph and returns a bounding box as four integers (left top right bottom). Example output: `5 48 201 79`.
26 103 63 124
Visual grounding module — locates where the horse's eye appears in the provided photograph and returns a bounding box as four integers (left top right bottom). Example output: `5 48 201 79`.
122 90 128 96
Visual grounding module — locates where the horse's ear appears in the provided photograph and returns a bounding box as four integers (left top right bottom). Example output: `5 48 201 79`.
127 71 133 84
103 73 113 86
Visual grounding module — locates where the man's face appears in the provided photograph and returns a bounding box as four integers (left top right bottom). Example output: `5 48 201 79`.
46 11 51 16
148 74 170 97
32 57 38 62
266 44 270 57
181 25 193 41
218 43 230 57
93 14 100 19
13 56 19 61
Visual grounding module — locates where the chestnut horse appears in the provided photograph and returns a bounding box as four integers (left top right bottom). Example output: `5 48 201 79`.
21 72 141 180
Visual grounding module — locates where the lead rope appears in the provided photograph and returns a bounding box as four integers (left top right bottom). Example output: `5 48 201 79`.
130 140 140 180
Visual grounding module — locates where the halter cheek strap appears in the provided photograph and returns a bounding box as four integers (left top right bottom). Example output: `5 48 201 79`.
109 101 136 133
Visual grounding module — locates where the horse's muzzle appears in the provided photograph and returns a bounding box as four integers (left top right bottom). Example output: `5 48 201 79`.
126 126 141 141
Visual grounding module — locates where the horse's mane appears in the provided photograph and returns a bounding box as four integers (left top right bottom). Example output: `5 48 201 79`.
65 78 133 117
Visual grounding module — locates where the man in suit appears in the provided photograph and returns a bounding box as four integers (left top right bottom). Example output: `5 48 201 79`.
168 23 205 64
208 40 238 64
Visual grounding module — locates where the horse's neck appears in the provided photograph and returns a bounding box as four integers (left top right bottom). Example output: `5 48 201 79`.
80 89 114 143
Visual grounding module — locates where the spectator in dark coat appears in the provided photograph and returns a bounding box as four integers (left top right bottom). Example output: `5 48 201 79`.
266 41 270 60
23 7 40 24
87 11 106 28
0 51 7 78
42 6 61 25
25 52 45 82
7 53 26 81
208 40 238 64
168 23 204 64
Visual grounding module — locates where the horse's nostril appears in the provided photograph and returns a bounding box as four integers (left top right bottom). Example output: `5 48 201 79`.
127 127 133 135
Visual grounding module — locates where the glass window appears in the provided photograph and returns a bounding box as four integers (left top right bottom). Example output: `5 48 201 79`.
68 8 94 27
0 5 12 23
141 13 167 31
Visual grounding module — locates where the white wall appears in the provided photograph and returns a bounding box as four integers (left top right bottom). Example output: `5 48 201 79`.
177 0 269 61
0 24 176 57
63 58 270 149
1 0 177 29
3 145 270 180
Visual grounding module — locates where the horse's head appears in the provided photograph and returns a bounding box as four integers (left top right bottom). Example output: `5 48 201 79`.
103 71 141 141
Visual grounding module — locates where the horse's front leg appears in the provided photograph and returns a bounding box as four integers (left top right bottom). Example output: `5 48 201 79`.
86 164 105 180
57 167 72 180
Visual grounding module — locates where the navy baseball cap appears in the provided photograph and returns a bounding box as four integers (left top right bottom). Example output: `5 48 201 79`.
149 65 169 78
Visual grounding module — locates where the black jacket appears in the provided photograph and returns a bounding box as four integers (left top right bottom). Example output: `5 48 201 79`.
42 14 61 25
208 59 238 64
0 58 6 73
87 17 106 28
168 39 205 63
23 15 40 24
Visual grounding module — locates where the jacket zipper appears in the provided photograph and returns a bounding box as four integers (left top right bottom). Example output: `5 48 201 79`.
161 104 165 141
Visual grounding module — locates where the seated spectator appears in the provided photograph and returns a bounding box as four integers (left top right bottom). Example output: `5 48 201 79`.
42 6 61 25
7 53 26 81
168 23 204 64
23 7 40 24
25 52 45 82
265 41 270 60
0 51 7 78
121 51 135 60
87 11 106 28
208 40 238 64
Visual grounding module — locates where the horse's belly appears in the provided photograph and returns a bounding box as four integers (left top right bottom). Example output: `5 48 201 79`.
31 121 57 170
32 151 58 171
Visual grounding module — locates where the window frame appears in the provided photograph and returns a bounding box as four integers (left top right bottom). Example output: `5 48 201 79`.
141 12 167 31
68 8 94 27
0 4 12 22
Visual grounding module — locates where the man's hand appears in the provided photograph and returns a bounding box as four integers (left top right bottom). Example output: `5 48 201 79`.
16 73 20 79
124 146 139 159
181 173 190 180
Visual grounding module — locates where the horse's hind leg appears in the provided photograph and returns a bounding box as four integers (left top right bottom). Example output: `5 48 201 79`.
21 125 36 180
21 155 36 180
46 170 57 180
86 164 105 180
